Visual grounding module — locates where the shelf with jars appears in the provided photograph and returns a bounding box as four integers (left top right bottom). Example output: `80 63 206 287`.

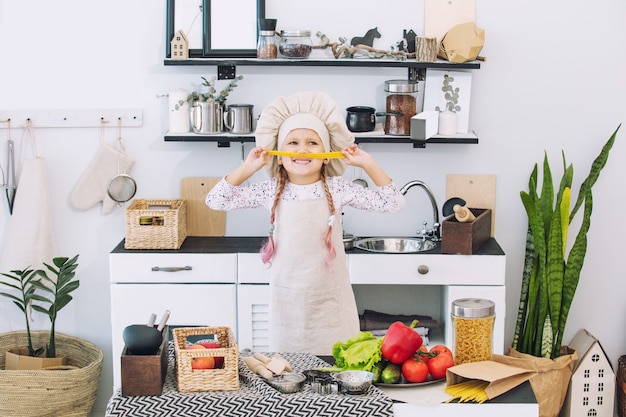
163 130 478 148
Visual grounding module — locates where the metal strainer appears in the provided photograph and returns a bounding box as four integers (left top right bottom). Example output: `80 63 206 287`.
107 120 136 204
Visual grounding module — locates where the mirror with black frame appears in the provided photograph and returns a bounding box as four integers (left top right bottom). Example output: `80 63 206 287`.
166 0 265 59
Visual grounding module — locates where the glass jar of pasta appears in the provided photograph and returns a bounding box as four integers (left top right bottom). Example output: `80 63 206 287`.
451 298 495 365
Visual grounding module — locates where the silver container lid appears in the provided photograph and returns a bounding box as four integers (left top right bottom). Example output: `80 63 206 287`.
385 79 419 93
452 298 495 318
280 30 311 37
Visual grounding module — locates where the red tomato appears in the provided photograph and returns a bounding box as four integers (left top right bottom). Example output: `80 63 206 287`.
416 345 430 363
198 342 224 368
427 350 454 380
401 356 429 383
429 345 453 356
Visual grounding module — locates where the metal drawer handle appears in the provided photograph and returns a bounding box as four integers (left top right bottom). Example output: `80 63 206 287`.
417 265 429 275
151 266 192 272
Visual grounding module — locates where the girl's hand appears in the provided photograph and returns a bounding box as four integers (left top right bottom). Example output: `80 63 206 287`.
224 147 270 186
245 146 271 171
341 144 372 168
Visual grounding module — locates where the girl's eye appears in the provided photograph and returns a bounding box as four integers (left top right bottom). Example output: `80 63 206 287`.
308 140 319 146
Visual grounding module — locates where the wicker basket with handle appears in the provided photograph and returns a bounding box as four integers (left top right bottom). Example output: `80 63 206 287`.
125 199 187 249
173 326 239 392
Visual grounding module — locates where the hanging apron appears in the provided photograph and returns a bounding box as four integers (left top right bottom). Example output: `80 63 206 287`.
269 198 360 355
0 123 56 272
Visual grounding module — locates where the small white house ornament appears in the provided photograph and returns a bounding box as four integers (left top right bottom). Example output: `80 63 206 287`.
170 30 189 60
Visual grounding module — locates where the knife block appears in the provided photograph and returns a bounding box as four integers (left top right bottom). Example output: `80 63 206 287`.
121 326 169 396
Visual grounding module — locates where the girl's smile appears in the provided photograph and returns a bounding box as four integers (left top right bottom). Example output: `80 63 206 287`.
280 128 328 184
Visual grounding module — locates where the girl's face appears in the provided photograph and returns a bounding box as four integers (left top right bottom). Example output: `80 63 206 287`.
279 128 328 185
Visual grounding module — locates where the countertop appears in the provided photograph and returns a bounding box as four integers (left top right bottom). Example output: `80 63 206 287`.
111 236 505 255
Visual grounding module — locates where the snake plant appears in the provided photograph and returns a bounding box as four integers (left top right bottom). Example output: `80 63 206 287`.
512 125 620 359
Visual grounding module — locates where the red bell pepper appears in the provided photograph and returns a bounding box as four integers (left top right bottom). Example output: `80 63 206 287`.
381 320 423 364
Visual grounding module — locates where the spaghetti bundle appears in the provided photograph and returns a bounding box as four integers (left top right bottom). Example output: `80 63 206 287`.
445 380 489 403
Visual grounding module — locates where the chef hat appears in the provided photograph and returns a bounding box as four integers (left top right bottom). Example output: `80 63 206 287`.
255 91 354 176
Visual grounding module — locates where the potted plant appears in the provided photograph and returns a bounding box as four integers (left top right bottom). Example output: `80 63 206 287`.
0 255 104 416
435 74 460 135
0 255 80 368
502 125 621 417
176 75 244 109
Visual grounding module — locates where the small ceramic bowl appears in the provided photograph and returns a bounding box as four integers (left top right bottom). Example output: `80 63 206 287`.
122 325 163 355
336 370 374 395
268 372 307 394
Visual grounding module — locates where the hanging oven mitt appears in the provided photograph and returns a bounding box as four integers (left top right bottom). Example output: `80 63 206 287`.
70 131 134 214
0 122 57 272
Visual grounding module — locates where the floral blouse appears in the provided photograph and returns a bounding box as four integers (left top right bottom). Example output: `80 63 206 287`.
206 176 405 214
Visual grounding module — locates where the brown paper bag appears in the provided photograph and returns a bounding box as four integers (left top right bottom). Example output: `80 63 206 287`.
438 22 485 63
494 348 578 417
446 360 537 400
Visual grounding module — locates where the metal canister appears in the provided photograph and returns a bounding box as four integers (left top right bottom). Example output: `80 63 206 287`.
384 79 419 136
451 298 495 365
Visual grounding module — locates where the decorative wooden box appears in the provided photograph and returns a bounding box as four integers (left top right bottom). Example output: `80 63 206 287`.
121 326 169 396
441 208 492 254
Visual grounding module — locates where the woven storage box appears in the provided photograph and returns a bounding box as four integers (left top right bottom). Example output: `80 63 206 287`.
0 331 103 417
173 326 239 392
125 199 187 249
616 355 626 417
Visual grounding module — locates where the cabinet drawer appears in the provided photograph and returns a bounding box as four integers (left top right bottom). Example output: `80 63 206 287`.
110 253 237 283
348 253 505 285
237 253 270 284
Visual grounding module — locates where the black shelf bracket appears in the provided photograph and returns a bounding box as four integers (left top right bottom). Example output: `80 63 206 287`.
408 67 426 82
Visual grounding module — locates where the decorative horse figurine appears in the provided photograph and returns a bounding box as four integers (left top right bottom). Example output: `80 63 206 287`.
350 27 381 47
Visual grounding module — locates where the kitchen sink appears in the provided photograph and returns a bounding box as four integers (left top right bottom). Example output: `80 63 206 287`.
353 237 438 253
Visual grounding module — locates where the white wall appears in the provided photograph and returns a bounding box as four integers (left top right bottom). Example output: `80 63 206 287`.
0 0 625 413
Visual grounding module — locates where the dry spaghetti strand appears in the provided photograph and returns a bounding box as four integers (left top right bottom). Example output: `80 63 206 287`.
266 150 345 159
445 380 490 403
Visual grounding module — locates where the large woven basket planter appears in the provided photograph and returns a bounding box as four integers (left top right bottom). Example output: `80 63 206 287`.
0 331 103 417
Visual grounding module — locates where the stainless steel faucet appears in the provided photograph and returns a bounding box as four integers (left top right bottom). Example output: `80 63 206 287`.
399 180 441 241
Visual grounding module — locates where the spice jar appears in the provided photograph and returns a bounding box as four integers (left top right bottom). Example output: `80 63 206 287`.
384 79 419 135
451 298 495 365
257 18 277 59
279 30 312 58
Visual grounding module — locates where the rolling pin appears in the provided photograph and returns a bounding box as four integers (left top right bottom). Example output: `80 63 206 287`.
453 204 476 222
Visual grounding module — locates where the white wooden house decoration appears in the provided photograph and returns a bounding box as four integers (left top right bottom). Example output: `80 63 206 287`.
561 329 615 417
170 30 189 60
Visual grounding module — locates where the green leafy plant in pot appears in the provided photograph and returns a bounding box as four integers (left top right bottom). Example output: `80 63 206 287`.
0 255 80 360
512 126 619 359
504 125 620 417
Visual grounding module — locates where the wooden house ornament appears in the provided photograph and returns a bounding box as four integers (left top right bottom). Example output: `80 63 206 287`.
170 30 189 60
561 329 615 417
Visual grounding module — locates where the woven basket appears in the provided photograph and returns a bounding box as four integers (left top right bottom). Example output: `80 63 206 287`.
0 331 103 417
125 199 187 249
618 355 626 417
173 326 239 392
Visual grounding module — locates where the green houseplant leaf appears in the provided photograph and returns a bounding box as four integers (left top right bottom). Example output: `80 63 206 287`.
31 255 80 358
512 125 620 359
0 268 48 356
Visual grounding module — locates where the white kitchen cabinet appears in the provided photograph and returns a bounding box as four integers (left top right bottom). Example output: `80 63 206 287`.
109 252 238 390
236 253 270 351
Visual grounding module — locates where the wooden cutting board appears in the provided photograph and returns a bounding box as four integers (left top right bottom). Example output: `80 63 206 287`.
446 174 496 236
180 177 226 237
425 0 476 46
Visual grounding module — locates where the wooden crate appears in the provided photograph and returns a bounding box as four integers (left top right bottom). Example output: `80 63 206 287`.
125 199 187 249
441 208 492 254
173 326 239 392
121 326 169 396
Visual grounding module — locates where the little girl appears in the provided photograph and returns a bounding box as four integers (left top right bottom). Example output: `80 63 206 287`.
207 92 404 355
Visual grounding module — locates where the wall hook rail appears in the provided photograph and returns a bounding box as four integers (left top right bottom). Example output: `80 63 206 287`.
0 108 143 128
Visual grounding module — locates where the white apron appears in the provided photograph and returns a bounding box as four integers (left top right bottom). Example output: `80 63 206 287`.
268 198 360 355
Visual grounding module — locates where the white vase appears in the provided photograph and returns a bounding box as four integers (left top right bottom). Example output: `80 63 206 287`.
438 111 457 136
